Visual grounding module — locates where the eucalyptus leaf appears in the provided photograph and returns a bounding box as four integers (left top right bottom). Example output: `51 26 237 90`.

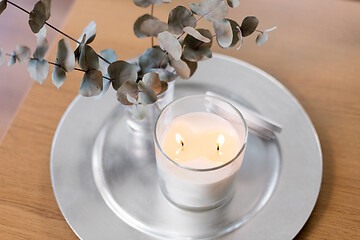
236 26 243 50
79 44 99 71
127 94 137 104
108 60 138 90
41 0 51 20
183 27 210 43
183 57 197 77
0 46 4 66
78 21 96 44
139 47 168 73
9 46 31 64
8 52 16 66
138 81 157 104
55 39 75 72
149 68 177 82
134 14 153 38
240 16 258 37
198 0 228 22
168 6 196 35
133 0 164 8
79 69 103 97
95 78 111 99
183 45 212 62
227 19 240 48
214 19 233 48
140 18 168 37
29 1 46 33
0 0 7 15
117 80 139 105
98 49 117 75
33 36 49 60
27 58 49 84
256 32 268 46
142 72 162 94
52 65 66 88
227 0 240 8
168 55 190 79
157 31 182 60
35 26 47 38
157 81 168 95
184 28 212 49
189 3 202 15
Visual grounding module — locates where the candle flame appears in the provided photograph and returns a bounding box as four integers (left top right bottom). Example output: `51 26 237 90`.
216 134 225 151
175 133 184 155
176 133 184 146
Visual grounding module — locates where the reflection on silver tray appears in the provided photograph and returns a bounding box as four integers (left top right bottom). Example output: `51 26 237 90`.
51 54 322 240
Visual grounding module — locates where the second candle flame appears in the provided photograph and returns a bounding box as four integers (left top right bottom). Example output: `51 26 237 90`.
176 133 184 155
216 134 225 151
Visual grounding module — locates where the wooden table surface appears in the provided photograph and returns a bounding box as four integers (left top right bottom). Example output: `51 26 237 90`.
0 0 359 239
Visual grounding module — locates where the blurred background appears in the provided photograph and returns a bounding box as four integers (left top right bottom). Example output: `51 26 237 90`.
0 0 74 142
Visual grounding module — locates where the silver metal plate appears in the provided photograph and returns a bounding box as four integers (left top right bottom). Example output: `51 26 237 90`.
51 54 322 240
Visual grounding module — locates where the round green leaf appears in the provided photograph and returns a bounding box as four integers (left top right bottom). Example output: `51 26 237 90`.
55 39 75 72
256 32 268 46
40 0 51 21
27 59 49 84
198 0 228 22
29 1 46 33
8 52 16 66
149 68 177 82
183 45 212 62
184 28 212 49
140 18 168 37
183 57 197 77
134 14 153 38
138 81 157 104
189 3 202 15
0 0 7 15
169 55 190 79
98 49 117 75
108 60 138 90
157 31 182 60
78 21 96 44
240 16 259 37
142 72 162 94
15 46 31 63
227 0 240 8
79 69 103 97
117 80 139 105
168 6 196 35
139 47 169 74
214 19 233 48
33 36 49 60
52 65 66 88
183 27 210 43
79 44 99 71
133 0 164 8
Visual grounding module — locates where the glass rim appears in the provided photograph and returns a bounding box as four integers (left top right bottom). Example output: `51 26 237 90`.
154 95 248 172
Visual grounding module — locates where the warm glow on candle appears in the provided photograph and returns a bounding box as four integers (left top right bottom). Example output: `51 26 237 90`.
176 133 184 146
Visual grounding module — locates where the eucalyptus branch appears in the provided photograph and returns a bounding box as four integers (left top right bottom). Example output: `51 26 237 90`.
157 51 168 68
6 0 111 65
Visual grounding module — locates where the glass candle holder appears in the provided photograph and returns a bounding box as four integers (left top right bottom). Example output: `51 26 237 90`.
154 95 248 211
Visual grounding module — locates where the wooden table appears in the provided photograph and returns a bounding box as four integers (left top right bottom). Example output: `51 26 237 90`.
0 0 359 239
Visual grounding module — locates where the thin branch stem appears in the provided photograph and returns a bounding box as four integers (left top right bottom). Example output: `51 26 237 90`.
151 3 155 47
7 0 111 65
157 51 168 68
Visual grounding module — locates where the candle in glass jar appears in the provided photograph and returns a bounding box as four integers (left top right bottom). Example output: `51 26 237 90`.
161 112 242 169
156 111 246 210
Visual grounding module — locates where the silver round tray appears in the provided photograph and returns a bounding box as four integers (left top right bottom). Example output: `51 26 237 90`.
51 54 322 240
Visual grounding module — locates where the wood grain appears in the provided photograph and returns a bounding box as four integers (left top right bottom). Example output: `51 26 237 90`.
0 0 359 239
